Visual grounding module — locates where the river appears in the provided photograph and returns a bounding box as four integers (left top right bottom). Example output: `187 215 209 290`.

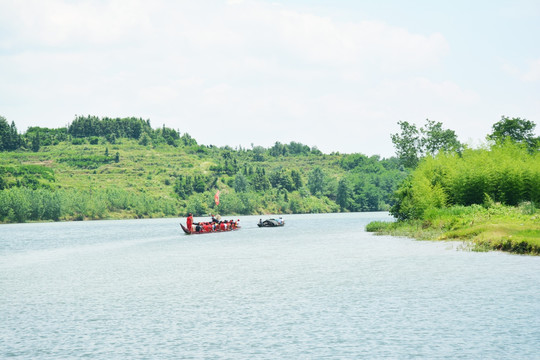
1 212 539 359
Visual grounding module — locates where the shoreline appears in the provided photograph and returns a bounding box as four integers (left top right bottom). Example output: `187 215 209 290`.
366 204 540 255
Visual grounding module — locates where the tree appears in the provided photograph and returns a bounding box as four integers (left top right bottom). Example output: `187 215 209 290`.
392 119 463 168
269 141 288 157
31 132 41 152
290 169 303 190
251 167 271 191
308 167 326 196
269 167 294 191
0 117 21 151
193 175 206 193
252 146 266 161
174 175 193 199
336 178 351 211
180 133 197 146
420 119 462 155
391 121 420 168
487 116 538 151
234 173 250 193
139 133 150 146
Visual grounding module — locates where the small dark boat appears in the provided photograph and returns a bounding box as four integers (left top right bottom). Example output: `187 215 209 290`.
180 222 240 235
257 218 285 227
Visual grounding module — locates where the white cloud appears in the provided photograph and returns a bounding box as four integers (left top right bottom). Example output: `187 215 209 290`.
503 57 540 83
274 12 449 71
3 0 524 157
521 58 540 82
0 0 151 50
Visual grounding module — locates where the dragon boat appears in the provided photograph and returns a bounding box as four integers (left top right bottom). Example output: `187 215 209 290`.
180 221 240 235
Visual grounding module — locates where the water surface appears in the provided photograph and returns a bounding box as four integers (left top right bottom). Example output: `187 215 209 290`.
1 213 539 359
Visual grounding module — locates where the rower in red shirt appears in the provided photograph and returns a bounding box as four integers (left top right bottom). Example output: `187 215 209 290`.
187 213 193 232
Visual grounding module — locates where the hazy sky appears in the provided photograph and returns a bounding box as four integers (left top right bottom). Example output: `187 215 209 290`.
1 0 539 157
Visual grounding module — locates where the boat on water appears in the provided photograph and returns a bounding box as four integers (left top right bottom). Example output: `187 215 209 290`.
257 217 285 227
180 218 240 235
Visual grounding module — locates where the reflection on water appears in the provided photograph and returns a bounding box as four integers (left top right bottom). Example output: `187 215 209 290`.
1 213 539 359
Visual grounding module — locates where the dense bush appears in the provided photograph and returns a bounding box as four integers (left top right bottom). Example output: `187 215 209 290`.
0 187 180 223
0 165 55 190
391 142 540 220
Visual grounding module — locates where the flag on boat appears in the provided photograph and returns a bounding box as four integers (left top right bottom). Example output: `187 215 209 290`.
215 190 220 205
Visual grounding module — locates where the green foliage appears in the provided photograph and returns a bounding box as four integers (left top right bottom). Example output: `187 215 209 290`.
174 175 194 199
268 167 295 191
420 119 462 155
139 132 151 146
268 141 319 157
31 132 41 152
57 155 115 169
215 192 259 215
0 187 180 222
251 146 266 161
67 115 185 147
180 133 197 146
233 173 250 193
308 167 326 196
269 141 289 157
72 138 85 145
337 155 406 211
487 116 539 152
24 126 68 146
251 167 271 191
0 165 55 190
391 142 540 220
391 121 420 168
290 169 303 189
391 119 463 168
68 115 152 139
336 178 351 211
0 116 22 151
173 174 216 199
185 193 208 216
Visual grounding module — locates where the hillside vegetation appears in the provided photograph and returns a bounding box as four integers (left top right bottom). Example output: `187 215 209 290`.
0 115 407 222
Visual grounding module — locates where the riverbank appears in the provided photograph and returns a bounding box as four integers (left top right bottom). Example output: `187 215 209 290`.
366 203 540 255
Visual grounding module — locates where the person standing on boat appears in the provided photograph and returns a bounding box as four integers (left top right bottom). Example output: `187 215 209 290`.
187 213 193 232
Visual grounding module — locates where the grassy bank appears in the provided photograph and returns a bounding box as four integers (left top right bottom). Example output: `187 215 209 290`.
366 203 540 255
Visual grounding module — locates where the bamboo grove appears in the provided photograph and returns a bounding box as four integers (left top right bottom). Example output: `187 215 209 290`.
390 141 540 221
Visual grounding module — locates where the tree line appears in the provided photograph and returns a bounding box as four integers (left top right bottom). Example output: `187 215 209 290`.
0 115 188 153
0 116 23 151
389 116 539 220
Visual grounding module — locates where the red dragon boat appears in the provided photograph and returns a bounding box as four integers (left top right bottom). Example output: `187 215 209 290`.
180 219 240 235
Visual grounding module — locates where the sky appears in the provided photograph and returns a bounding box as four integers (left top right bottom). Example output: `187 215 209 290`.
1 0 539 157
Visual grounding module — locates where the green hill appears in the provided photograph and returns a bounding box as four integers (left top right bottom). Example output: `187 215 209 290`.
0 115 407 222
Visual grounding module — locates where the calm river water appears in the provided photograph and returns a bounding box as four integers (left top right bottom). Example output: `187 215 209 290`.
1 212 539 359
